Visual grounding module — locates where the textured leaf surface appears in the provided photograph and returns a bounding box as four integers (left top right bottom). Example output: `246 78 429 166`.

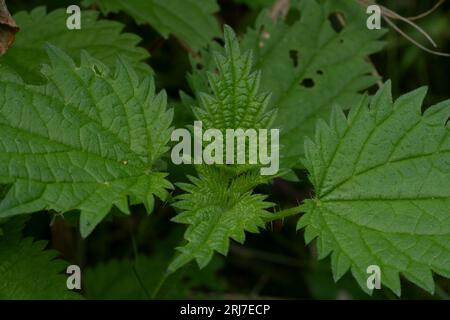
188 0 385 169
0 217 79 299
299 82 450 295
0 46 173 237
186 25 278 176
0 7 150 82
83 0 221 50
170 27 278 271
170 167 273 272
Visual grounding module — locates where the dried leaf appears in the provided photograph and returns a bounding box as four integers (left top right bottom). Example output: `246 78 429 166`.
0 0 19 55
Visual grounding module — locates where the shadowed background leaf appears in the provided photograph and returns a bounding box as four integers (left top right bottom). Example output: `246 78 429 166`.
0 0 19 55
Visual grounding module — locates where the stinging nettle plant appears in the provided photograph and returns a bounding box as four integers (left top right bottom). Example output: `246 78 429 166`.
0 0 449 299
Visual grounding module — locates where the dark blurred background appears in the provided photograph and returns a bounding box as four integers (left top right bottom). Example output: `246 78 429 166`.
6 0 450 299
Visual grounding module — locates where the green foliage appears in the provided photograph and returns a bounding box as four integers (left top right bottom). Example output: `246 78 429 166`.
0 46 173 237
170 167 273 272
1 7 150 83
83 0 221 51
0 0 449 300
192 26 276 131
85 241 226 299
306 259 371 299
0 217 79 299
299 82 450 295
234 0 274 10
169 27 282 272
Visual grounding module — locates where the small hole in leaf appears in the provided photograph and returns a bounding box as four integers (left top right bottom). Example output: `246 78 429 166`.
214 37 225 46
328 12 345 33
316 70 323 75
300 78 315 88
289 50 299 67
339 39 344 44
93 65 102 75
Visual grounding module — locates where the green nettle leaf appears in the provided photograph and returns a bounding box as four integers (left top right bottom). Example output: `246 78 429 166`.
243 0 386 168
186 26 278 176
83 0 221 51
192 25 276 131
170 167 273 272
170 27 280 272
0 7 150 83
0 46 173 237
188 0 385 169
299 82 450 295
0 218 80 299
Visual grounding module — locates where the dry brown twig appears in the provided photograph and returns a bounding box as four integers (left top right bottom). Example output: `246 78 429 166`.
407 0 445 21
358 0 450 57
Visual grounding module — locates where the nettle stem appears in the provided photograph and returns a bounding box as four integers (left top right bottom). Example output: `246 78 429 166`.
264 206 303 223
